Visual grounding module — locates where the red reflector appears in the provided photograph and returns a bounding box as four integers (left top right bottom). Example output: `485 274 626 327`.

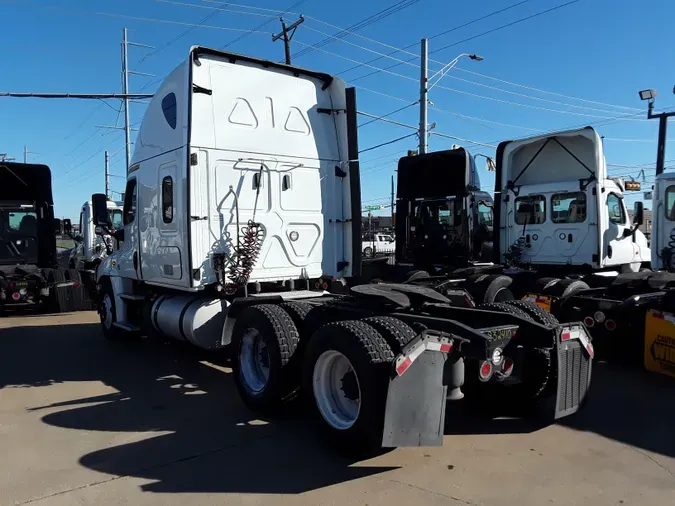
9 283 14 288
561 332 571 341
440 343 453 353
322 282 329 290
464 295 475 308
72 282 81 289
396 357 413 376
502 358 514 376
584 316 595 328
479 361 492 379
605 319 616 331
11 292 21 301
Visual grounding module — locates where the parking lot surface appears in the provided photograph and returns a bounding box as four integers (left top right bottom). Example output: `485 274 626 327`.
1 312 674 505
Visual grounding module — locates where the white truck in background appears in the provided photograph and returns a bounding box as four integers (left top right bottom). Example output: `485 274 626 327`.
69 199 123 274
88 47 592 454
494 127 650 291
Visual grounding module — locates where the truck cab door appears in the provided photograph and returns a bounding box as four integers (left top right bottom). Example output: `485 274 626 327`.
654 181 675 269
604 191 638 270
117 178 140 280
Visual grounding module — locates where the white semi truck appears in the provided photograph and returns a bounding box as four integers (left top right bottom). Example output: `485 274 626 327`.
69 199 123 274
89 47 593 454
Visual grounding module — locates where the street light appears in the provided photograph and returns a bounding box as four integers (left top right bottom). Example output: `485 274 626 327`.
419 46 484 155
428 53 485 91
639 88 658 102
639 86 675 176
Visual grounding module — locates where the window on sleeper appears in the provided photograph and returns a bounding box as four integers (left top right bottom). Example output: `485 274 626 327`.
162 176 174 223
666 185 675 221
607 193 625 225
515 195 546 225
551 192 586 223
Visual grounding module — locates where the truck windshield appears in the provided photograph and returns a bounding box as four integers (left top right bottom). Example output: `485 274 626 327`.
0 204 38 263
478 202 493 227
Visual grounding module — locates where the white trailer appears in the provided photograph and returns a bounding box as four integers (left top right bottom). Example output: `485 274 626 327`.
89 47 592 454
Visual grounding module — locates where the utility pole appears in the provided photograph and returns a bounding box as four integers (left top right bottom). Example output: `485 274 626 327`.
122 28 131 175
121 28 154 175
24 145 27 163
390 174 395 228
418 38 429 154
105 151 110 199
272 16 304 65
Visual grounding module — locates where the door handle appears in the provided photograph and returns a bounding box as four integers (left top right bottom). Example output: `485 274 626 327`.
133 251 138 270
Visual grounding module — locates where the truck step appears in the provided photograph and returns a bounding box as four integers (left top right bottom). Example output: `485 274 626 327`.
119 293 145 302
112 322 140 332
250 289 324 301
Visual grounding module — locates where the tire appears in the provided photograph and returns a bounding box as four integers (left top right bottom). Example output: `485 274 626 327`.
231 304 300 413
503 300 559 326
545 279 589 299
404 270 430 283
98 279 131 341
42 268 69 313
64 268 88 311
479 302 533 321
363 247 373 258
279 301 313 335
465 274 514 304
362 316 416 354
302 320 394 456
535 277 560 292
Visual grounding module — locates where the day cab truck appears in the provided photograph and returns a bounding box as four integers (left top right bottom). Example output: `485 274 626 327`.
89 46 593 455
0 162 87 313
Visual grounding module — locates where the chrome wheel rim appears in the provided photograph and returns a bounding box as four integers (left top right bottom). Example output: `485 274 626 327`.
239 328 270 394
313 350 361 430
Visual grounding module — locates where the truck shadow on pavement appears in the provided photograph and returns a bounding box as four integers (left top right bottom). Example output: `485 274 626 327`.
1 320 674 495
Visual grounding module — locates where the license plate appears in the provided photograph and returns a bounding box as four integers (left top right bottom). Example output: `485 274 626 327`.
13 281 28 287
521 293 552 312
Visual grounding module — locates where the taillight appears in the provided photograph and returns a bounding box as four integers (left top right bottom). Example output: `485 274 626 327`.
605 319 617 331
11 292 21 301
478 360 493 382
501 358 514 377
584 316 595 328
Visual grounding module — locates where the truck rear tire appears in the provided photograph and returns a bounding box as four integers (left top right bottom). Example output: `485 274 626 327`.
64 269 87 311
43 268 69 313
545 279 589 299
231 304 300 413
362 316 416 353
479 302 533 321
302 320 394 456
503 300 559 327
465 274 514 304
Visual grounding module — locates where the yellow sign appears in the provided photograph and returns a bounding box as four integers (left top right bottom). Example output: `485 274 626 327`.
644 309 675 379
521 293 552 312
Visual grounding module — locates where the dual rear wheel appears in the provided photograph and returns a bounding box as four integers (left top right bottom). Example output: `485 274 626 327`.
231 304 413 453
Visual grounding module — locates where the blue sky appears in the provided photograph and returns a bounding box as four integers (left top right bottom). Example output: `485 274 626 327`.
0 0 673 219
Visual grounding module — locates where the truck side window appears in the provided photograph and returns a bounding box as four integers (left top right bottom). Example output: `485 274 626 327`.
123 179 137 225
666 185 675 221
607 193 625 225
551 192 586 223
515 195 545 225
162 93 177 130
162 176 173 223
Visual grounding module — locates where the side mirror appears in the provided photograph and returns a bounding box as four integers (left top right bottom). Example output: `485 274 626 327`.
53 218 62 235
92 193 111 227
633 201 645 226
622 228 633 238
94 226 104 236
113 228 125 242
63 219 72 237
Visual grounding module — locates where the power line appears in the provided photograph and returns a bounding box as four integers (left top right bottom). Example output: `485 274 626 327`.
12 0 271 35
359 102 418 128
359 133 418 154
337 0 534 77
291 0 421 60
221 0 306 49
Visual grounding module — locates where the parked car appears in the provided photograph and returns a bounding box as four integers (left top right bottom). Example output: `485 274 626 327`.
362 233 395 257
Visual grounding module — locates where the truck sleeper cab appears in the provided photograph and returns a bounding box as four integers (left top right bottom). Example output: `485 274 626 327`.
92 47 592 455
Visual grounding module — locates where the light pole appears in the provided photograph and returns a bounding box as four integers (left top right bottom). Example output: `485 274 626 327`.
418 41 483 154
639 87 675 176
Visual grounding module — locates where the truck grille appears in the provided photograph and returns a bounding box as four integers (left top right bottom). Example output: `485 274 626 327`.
555 340 592 419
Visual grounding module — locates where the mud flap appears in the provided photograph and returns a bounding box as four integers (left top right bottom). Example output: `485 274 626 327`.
381 351 447 447
553 325 593 419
